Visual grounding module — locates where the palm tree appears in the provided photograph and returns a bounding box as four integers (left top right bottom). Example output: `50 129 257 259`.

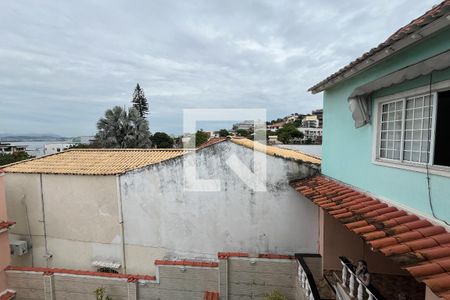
95 106 152 148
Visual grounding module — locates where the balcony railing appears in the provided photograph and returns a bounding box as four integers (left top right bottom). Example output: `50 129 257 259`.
337 257 379 300
297 255 321 300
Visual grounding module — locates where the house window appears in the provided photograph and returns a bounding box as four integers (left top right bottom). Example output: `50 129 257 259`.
379 100 403 160
376 89 450 169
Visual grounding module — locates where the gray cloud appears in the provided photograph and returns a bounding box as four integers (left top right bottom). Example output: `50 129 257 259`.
0 0 440 136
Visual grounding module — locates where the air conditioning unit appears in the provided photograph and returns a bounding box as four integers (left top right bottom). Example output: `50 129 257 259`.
10 240 28 256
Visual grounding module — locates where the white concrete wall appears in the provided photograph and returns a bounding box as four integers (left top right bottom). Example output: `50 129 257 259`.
121 141 319 274
5 173 121 270
5 141 319 275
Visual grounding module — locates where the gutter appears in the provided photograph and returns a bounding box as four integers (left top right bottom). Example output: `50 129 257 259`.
116 175 127 274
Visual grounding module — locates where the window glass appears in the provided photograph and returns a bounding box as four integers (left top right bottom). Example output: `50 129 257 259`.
379 100 403 160
402 95 432 164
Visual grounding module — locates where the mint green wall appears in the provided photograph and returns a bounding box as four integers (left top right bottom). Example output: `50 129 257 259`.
322 27 450 222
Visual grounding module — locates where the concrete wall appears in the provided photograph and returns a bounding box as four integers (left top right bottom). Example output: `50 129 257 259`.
5 173 122 271
321 27 450 221
121 141 320 274
7 256 299 300
5 141 319 275
223 257 297 300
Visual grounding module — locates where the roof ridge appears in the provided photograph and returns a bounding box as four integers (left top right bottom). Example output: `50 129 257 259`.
66 148 193 152
3 148 192 175
230 137 321 165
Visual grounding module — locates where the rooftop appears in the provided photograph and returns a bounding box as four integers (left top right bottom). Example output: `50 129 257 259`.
309 0 450 93
292 175 450 299
2 137 320 175
3 149 191 175
231 138 321 165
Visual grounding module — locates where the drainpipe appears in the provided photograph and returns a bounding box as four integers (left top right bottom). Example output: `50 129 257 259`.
116 175 126 273
39 174 51 266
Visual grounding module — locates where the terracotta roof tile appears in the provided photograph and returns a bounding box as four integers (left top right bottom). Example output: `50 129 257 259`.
230 138 321 165
291 175 450 298
204 291 219 300
0 291 15 300
3 149 191 175
196 137 227 149
0 221 16 231
5 265 156 281
154 259 219 268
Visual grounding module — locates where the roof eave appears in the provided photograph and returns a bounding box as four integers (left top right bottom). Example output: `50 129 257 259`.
308 14 450 94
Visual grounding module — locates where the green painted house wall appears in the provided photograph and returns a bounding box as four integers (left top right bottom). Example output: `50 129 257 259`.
322 27 450 221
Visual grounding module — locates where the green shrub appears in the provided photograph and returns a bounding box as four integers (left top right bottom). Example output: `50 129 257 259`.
264 290 288 300
95 287 112 300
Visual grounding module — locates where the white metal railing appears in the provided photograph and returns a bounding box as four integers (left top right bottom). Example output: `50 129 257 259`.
297 260 319 300
339 257 378 300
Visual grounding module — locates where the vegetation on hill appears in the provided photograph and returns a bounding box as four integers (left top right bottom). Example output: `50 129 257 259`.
276 124 303 144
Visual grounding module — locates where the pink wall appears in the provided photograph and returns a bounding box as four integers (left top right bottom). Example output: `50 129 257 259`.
0 172 11 292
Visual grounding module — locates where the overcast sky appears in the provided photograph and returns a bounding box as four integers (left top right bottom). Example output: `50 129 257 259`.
0 0 441 137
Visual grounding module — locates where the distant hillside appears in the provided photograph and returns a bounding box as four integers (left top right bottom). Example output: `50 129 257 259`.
0 133 66 142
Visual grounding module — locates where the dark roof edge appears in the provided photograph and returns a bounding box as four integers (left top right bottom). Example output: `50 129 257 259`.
308 2 450 94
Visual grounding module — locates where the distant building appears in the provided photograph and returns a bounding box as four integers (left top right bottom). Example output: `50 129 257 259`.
285 114 299 123
267 135 280 145
301 115 319 128
68 136 94 144
0 143 27 155
312 109 323 127
44 143 75 155
205 131 220 138
298 127 322 143
267 121 286 131
232 120 254 131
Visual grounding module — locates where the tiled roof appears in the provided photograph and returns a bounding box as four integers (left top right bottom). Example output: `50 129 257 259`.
218 252 294 260
0 221 15 231
204 291 219 300
309 0 450 93
3 149 191 175
230 138 321 165
291 175 450 299
197 137 227 149
0 291 15 300
155 260 219 268
5 265 156 281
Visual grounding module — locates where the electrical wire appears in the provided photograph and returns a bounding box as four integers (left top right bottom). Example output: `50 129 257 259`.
425 72 450 226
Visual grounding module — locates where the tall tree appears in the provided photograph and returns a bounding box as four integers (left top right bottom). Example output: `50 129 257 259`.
195 130 209 147
151 132 174 148
132 83 149 117
95 106 152 148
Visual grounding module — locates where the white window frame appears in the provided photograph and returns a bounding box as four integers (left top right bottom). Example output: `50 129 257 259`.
372 79 450 178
